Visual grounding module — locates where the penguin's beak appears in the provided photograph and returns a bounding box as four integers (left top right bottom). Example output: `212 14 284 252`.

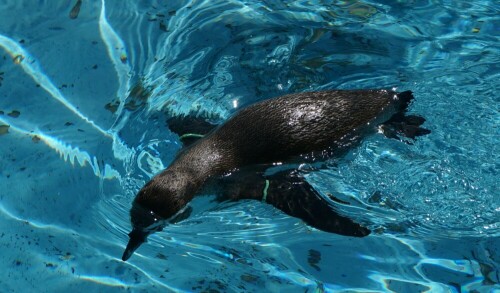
122 229 149 261
122 202 167 261
122 203 192 261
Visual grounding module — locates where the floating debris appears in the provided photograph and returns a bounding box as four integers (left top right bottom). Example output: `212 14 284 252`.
7 110 20 118
0 125 10 135
32 135 41 143
45 262 57 269
307 249 321 271
104 79 152 113
240 273 258 283
69 0 82 19
13 55 24 64
120 53 127 64
104 100 119 114
58 252 74 261
129 80 152 102
472 27 480 33
124 101 139 111
159 21 168 32
124 80 152 111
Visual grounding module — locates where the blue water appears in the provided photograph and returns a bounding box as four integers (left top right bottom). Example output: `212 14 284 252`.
0 0 498 292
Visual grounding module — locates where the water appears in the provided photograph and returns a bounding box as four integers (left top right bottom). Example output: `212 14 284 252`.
0 0 498 292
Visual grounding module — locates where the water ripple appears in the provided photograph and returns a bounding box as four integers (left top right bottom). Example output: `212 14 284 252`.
0 0 499 292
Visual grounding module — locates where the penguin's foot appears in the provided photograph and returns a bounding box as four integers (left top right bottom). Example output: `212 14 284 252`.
380 113 431 143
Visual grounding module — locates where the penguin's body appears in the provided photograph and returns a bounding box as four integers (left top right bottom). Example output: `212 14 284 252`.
122 90 430 261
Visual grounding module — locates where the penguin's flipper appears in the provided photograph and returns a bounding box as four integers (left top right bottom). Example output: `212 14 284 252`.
380 113 431 142
264 171 370 237
166 116 218 146
217 169 371 237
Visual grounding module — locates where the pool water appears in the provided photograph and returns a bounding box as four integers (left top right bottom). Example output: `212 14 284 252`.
0 0 498 292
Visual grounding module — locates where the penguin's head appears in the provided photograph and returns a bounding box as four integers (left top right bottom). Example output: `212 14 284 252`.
122 174 194 261
121 202 165 261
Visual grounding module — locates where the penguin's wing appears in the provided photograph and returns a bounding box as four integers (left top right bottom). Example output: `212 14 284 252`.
216 168 371 237
166 116 219 146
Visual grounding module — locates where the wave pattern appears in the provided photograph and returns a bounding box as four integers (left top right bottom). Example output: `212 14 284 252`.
0 0 498 292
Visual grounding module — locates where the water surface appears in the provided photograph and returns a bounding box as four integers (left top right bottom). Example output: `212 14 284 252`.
0 0 498 292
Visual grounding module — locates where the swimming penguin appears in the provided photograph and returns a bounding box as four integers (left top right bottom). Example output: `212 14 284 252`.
121 89 430 261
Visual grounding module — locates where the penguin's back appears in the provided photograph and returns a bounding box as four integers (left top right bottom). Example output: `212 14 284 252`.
210 90 397 164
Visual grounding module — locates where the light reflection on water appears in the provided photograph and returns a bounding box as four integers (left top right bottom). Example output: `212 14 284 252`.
0 0 498 292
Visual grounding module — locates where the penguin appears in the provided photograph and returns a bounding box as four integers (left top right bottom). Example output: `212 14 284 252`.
121 89 430 261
